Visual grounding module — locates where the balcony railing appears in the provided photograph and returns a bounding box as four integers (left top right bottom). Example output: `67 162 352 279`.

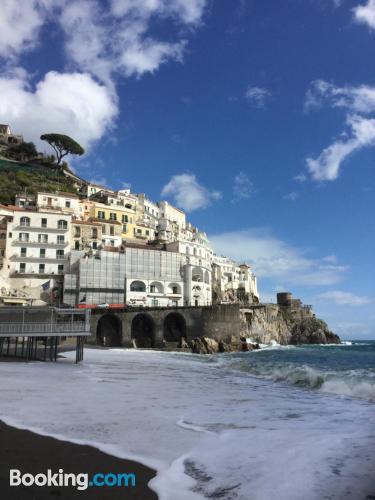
14 225 69 232
12 240 68 248
0 322 88 336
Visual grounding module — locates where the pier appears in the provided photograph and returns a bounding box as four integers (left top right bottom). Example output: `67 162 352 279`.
0 307 91 363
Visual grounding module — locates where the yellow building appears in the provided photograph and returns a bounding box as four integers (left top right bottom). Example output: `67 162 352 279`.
90 200 137 243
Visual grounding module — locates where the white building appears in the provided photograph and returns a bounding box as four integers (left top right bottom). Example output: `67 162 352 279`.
212 255 259 304
4 208 71 299
36 192 80 215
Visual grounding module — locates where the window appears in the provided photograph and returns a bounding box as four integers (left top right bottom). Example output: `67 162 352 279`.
137 229 142 234
8 232 12 238
39 263 45 273
20 216 30 227
122 214 128 223
57 235 65 244
150 285 156 293
92 228 98 238
75 241 80 250
20 263 26 273
19 232 29 242
110 226 114 236
152 299 158 307
172 286 178 294
75 227 81 237
110 240 115 247
102 225 106 234
38 234 48 243
146 230 149 236
98 211 105 219
65 200 71 208
130 281 146 292
122 224 127 233
40 248 46 258
0 233 6 239
20 248 27 257
41 218 47 228
92 241 97 250
56 250 64 259
58 264 64 274
109 212 117 221
58 220 67 230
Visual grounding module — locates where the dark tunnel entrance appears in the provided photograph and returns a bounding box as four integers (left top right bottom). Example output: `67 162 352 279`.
163 313 187 343
131 314 155 348
96 315 122 347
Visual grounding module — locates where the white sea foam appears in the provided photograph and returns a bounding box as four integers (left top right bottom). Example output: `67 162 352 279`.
225 358 375 401
0 349 374 500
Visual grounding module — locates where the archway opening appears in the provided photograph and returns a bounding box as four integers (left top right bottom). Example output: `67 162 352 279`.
96 314 122 347
131 314 154 348
163 313 187 343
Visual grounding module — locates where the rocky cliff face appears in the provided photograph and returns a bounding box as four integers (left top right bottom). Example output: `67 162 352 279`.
239 305 340 346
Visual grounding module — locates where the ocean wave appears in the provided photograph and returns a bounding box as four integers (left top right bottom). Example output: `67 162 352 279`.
228 361 375 401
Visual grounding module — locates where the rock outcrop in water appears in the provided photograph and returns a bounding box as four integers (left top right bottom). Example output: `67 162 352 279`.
238 304 341 347
189 304 340 354
289 318 341 345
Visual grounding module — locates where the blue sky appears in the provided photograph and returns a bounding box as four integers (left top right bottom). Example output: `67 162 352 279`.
0 0 374 338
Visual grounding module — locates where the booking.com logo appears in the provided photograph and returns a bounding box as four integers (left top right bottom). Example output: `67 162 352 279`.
10 469 136 491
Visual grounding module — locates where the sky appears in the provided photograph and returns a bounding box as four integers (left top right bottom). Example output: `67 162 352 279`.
0 0 374 339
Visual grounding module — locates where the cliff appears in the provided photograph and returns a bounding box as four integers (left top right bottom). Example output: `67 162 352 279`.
239 304 340 345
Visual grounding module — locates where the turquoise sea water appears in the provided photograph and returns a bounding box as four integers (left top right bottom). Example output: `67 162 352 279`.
222 341 375 400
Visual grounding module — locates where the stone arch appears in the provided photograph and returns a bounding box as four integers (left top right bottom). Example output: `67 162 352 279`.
130 280 146 292
163 313 187 343
96 314 122 347
131 314 155 348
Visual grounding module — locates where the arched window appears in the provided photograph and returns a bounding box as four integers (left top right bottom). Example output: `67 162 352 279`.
168 283 181 295
205 271 210 284
192 267 203 282
20 216 30 227
150 282 164 294
58 220 68 230
130 281 146 292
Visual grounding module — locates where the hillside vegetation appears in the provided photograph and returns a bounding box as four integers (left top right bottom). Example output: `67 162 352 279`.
0 159 78 205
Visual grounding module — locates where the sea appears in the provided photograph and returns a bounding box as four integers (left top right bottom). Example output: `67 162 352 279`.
0 341 374 500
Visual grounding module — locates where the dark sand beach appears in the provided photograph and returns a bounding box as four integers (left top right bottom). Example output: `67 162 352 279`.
0 421 157 499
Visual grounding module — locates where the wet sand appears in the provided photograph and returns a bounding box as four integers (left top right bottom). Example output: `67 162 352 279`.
0 420 158 499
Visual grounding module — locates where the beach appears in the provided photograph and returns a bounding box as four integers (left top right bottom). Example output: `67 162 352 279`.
0 345 374 499
0 420 157 499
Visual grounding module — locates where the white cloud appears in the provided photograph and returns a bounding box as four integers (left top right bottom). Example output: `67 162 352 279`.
306 114 375 181
353 0 375 29
305 80 375 180
161 173 221 212
0 71 118 151
0 0 207 153
294 173 307 182
210 228 348 286
283 191 299 201
232 171 254 201
315 290 373 306
245 86 271 108
305 79 375 114
0 1 58 59
59 0 206 82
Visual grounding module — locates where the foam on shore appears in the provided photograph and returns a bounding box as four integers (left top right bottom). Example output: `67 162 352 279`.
0 348 374 500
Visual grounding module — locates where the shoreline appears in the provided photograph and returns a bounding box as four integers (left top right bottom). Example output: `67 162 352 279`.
0 420 158 499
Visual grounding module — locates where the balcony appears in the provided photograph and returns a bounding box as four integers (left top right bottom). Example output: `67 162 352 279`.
12 240 68 248
11 254 68 263
14 225 69 233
